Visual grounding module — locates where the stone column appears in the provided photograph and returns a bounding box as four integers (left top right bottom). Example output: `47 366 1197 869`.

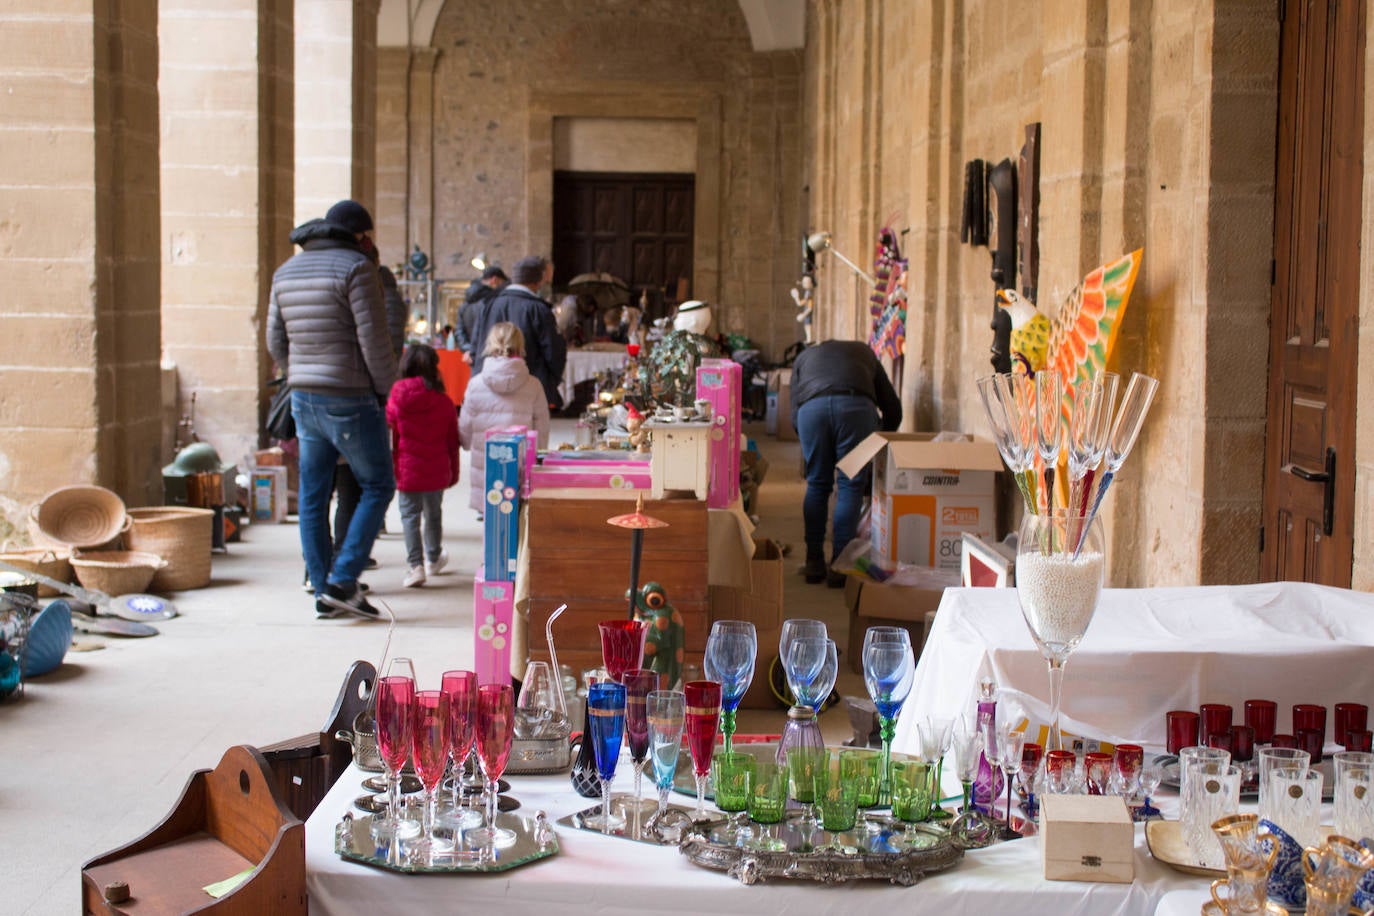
160 0 294 468
375 46 439 270
296 0 380 224
0 1 162 535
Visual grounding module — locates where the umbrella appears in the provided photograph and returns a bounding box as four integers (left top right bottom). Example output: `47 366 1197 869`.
607 495 669 620
568 272 631 307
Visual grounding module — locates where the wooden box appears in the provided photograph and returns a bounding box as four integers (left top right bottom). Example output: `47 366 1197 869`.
1040 794 1135 884
525 496 709 677
82 744 305 914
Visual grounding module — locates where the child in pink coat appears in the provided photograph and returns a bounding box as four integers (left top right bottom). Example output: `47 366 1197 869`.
386 344 459 587
459 323 551 515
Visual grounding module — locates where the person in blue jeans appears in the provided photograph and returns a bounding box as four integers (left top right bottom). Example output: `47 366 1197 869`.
790 340 902 587
267 200 398 619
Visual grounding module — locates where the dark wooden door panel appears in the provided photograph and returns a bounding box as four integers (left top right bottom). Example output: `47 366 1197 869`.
1262 0 1362 587
552 171 694 301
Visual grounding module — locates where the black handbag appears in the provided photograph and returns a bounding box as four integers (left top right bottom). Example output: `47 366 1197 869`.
266 378 295 441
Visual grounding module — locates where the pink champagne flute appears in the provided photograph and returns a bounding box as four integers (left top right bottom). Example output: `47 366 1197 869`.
683 680 722 820
440 669 482 826
375 675 416 834
470 683 516 848
410 690 450 858
623 668 659 827
599 619 648 683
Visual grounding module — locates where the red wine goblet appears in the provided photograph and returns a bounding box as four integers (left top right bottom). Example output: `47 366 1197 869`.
683 680 722 820
599 619 647 684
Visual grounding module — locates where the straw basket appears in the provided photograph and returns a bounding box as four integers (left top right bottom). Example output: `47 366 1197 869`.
125 507 214 591
31 486 129 549
0 547 73 597
69 550 165 595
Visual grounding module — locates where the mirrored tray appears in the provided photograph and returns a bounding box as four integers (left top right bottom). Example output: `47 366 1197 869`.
557 799 705 846
334 810 558 874
679 813 963 885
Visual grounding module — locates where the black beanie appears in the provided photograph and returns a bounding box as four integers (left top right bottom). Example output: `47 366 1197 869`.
326 199 373 234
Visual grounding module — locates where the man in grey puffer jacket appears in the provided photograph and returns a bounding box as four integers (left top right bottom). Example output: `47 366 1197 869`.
267 199 396 620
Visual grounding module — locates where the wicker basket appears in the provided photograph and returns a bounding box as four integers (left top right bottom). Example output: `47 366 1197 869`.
31 485 129 549
0 547 73 597
125 507 214 591
70 550 166 595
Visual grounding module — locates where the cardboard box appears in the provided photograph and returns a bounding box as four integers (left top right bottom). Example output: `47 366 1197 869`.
249 466 288 523
473 569 516 687
767 369 796 441
1040 794 1135 883
837 433 1003 570
483 429 527 581
843 575 945 673
708 538 784 630
697 358 742 509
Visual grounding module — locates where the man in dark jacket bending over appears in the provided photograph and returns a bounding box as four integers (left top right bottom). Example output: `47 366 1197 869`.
790 339 903 587
267 200 396 620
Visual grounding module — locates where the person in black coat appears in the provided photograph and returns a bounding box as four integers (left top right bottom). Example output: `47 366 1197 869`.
790 339 903 586
469 256 566 409
455 266 508 358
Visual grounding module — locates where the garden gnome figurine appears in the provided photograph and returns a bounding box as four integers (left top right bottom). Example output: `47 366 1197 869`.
632 581 684 688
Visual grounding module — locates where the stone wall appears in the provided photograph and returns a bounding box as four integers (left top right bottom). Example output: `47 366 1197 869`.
803 0 1283 587
0 1 163 537
379 0 805 361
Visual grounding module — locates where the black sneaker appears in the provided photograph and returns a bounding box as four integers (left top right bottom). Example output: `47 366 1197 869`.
364 557 379 570
321 582 381 620
315 599 345 620
803 555 826 584
826 569 847 589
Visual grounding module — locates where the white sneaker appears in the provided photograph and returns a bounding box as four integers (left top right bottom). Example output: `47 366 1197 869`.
403 565 426 588
426 548 449 577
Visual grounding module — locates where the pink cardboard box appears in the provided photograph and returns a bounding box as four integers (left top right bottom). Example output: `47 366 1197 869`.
528 465 651 490
697 358 742 508
473 568 515 686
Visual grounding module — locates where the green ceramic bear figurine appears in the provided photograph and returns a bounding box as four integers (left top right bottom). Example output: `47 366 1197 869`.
631 581 684 689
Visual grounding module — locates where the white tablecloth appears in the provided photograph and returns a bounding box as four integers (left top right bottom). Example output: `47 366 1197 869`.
306 762 1204 915
560 349 626 404
891 583 1374 757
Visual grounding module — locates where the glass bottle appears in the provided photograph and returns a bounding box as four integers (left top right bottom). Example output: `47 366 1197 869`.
973 678 1005 810
570 693 603 798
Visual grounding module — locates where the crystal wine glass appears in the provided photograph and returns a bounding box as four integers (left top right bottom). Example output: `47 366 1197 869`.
918 716 955 819
1067 372 1118 519
862 629 915 803
469 683 516 848
683 680 722 820
586 681 627 835
1080 372 1159 546
622 668 657 827
949 721 996 848
779 619 828 698
599 619 647 684
374 669 417 841
439 669 483 831
410 690 450 860
703 620 756 755
1015 508 1104 752
994 724 1026 840
790 637 838 712
977 374 1034 510
646 689 686 834
1137 758 1164 820
1034 368 1063 513
1020 742 1044 821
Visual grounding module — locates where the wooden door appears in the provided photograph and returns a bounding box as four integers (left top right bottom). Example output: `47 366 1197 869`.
552 171 694 297
1262 0 1364 585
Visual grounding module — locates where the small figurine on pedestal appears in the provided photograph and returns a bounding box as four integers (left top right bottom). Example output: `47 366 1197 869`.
790 274 815 345
632 582 684 688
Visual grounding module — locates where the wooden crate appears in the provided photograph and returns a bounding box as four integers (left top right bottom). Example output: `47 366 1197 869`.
526 496 709 667
82 745 305 915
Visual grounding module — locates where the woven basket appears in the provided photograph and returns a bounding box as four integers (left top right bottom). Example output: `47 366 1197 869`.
31 485 129 549
69 550 165 595
125 507 213 591
0 547 73 597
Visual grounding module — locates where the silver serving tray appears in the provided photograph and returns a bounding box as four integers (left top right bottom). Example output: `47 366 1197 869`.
679 814 963 886
557 799 707 846
335 810 558 874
